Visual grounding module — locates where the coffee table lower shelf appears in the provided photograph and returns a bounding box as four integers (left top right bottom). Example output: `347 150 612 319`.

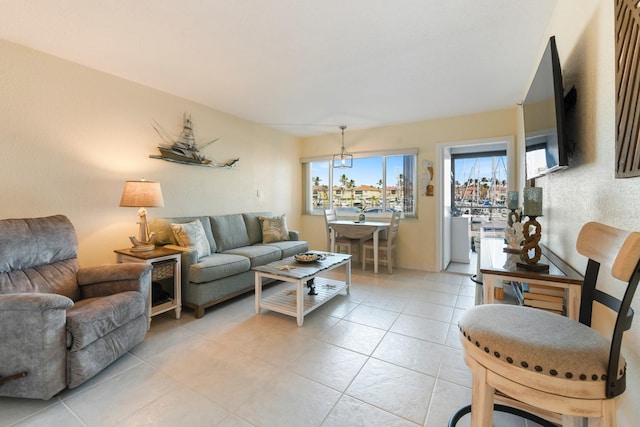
254 252 351 326
259 277 347 322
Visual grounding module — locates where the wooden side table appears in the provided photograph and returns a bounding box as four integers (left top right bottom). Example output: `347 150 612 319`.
479 237 584 319
114 247 182 326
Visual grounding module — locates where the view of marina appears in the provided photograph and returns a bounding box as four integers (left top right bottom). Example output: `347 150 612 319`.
453 155 509 220
308 155 415 215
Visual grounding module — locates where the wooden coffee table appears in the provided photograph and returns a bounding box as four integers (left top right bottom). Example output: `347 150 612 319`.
253 252 351 326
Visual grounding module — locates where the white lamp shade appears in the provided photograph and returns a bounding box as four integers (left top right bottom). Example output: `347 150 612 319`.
119 180 165 208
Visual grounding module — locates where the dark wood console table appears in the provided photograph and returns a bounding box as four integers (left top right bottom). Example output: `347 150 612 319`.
479 237 584 319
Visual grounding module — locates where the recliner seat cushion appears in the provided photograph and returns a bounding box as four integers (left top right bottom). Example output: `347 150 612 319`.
458 304 624 396
66 291 145 351
67 316 147 389
189 253 251 283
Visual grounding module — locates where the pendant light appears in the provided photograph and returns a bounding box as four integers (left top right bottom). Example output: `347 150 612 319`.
332 125 353 168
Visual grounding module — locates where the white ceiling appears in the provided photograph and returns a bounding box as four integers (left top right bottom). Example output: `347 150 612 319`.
0 1 558 136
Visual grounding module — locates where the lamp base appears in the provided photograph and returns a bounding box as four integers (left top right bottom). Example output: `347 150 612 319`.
130 244 155 252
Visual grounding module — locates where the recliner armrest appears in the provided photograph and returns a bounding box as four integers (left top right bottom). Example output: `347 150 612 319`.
77 263 152 298
0 293 72 399
0 293 73 311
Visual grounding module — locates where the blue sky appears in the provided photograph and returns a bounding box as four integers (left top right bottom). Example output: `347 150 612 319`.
311 155 508 187
312 156 406 188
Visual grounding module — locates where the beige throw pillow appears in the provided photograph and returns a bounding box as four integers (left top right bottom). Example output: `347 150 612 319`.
259 214 290 244
171 219 211 259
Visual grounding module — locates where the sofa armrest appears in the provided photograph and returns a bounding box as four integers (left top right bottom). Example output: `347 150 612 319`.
288 230 301 241
164 244 197 286
0 293 72 399
77 263 152 299
164 244 198 264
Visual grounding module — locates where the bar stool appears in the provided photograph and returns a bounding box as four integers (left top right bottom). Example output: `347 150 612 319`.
450 221 640 426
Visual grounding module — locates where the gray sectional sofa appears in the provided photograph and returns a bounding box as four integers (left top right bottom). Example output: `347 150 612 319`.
150 212 308 318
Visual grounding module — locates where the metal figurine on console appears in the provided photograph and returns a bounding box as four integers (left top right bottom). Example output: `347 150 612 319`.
517 187 549 271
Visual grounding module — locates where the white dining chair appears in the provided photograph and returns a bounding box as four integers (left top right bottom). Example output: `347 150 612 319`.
361 211 401 273
324 209 354 254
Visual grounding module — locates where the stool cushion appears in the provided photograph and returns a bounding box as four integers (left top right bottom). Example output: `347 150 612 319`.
458 305 625 388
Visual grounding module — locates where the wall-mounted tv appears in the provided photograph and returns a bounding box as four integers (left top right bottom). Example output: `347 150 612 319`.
522 36 570 180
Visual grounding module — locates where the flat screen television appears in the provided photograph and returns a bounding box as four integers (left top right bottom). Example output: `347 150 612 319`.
522 36 570 180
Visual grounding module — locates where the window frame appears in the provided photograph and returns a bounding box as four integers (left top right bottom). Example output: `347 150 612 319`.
302 148 418 218
451 150 508 216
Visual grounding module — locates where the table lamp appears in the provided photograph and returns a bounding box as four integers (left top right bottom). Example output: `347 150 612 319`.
119 179 164 252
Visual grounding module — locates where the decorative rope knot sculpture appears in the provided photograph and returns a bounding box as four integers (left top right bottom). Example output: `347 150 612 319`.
517 187 549 272
521 216 542 264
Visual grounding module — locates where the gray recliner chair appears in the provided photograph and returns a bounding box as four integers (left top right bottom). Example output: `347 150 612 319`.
0 215 152 399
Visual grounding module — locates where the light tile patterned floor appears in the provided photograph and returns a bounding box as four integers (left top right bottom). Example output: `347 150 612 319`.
0 267 544 426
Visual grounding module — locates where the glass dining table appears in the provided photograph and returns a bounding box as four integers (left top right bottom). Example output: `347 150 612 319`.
327 219 391 273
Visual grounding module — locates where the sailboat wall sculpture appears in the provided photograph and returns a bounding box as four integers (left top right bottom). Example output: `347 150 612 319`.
150 114 239 168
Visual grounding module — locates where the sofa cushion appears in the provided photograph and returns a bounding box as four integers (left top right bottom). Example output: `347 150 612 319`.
243 212 272 244
66 291 145 351
223 245 282 268
171 219 211 259
265 240 309 258
189 253 251 283
259 214 291 244
150 217 217 253
210 214 251 252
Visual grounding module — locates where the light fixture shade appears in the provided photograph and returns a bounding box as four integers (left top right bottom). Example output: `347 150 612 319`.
333 152 353 168
119 180 165 208
333 125 353 168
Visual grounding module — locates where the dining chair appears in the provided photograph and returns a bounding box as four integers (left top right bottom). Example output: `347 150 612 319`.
323 209 354 254
450 221 640 427
361 211 401 274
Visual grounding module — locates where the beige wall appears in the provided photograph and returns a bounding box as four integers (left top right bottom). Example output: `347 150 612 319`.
300 0 640 421
3 0 640 420
299 109 518 271
0 40 302 267
528 0 640 423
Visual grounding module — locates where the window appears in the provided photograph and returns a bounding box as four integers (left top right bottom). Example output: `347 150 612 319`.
303 150 417 217
451 151 507 219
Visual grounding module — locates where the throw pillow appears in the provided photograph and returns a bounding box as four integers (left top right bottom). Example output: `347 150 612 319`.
171 219 211 259
259 214 290 244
